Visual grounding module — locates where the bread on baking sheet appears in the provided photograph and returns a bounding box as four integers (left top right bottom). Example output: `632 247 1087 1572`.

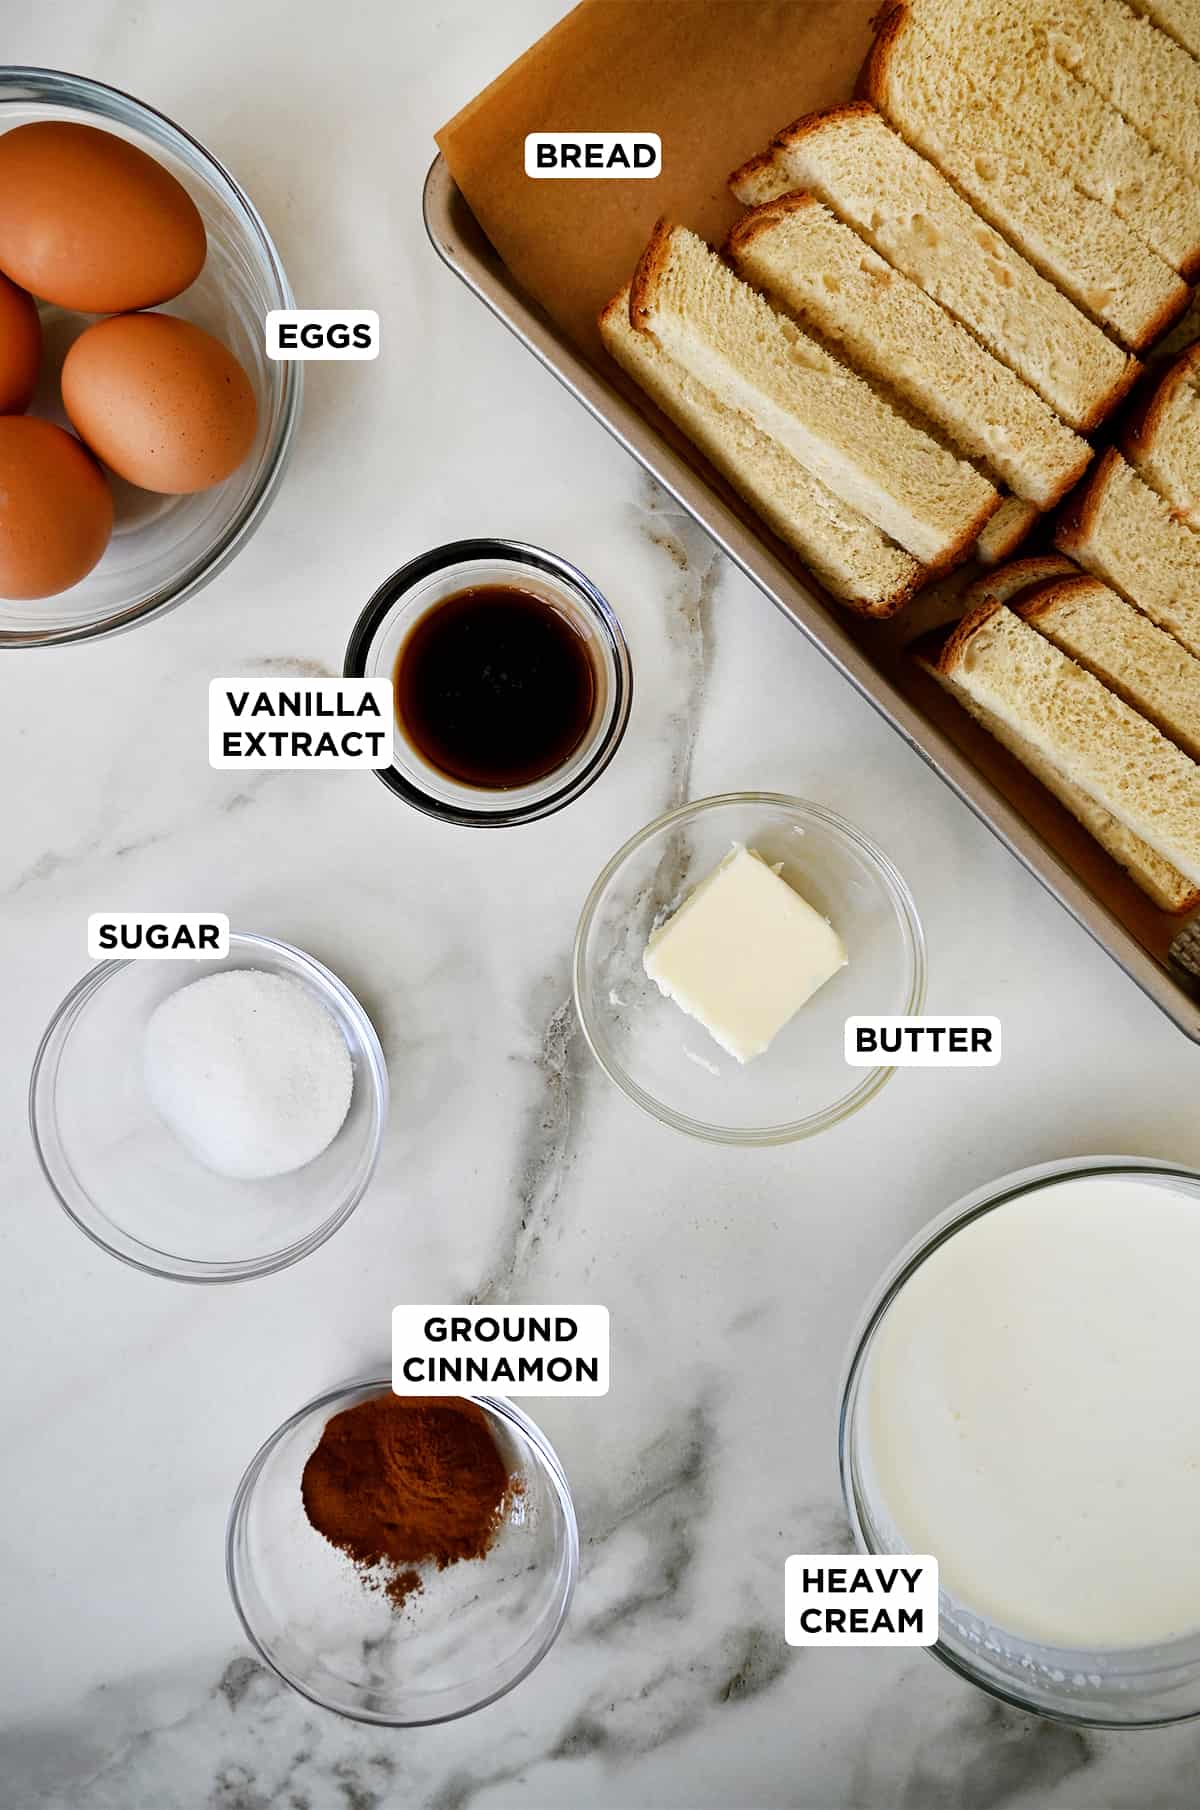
1055 448 1200 658
629 221 999 567
1122 346 1200 527
916 624 1200 911
975 499 1040 566
726 195 1089 509
924 600 1200 886
598 285 923 617
1126 0 1200 60
863 7 1190 350
1020 0 1200 183
1017 573 1200 760
729 104 1138 433
965 554 1080 611
904 0 1200 277
1151 291 1200 365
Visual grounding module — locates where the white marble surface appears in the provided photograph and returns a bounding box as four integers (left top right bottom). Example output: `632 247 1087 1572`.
4 5 1200 1807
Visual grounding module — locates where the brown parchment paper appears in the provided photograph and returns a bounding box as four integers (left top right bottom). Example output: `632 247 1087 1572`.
435 0 1189 972
437 0 876 362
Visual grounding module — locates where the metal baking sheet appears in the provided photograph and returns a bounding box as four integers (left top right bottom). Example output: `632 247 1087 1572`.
423 152 1200 1043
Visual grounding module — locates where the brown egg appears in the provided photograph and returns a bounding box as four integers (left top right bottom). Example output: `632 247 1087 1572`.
62 313 258 494
0 271 41 413
0 417 113 599
0 121 206 313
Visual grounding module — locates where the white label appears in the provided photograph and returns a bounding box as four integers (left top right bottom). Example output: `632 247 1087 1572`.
844 1015 1001 1067
209 678 392 769
265 310 379 360
392 1305 609 1397
88 911 229 960
524 132 662 178
784 1556 939 1647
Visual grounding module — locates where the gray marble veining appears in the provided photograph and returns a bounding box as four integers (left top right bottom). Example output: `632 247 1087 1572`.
6 5 1200 1808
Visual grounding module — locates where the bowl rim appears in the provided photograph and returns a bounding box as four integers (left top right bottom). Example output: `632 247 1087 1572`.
0 66 302 649
572 790 927 1145
344 537 633 827
225 1377 580 1726
837 1153 1200 1727
28 931 389 1282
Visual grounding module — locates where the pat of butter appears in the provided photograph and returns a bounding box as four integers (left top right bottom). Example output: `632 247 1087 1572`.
643 844 847 1064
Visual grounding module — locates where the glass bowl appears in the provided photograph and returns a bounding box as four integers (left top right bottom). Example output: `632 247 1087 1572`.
226 1379 579 1725
573 793 925 1143
840 1155 1200 1727
344 539 632 826
0 68 301 647
29 933 387 1281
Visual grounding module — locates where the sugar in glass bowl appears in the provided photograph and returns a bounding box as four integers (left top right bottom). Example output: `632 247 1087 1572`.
0 68 301 646
29 933 387 1281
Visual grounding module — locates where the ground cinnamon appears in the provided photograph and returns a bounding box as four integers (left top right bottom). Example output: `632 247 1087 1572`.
301 1394 515 1609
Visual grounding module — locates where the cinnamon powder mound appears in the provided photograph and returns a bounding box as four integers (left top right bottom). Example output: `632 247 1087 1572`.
301 1395 516 1609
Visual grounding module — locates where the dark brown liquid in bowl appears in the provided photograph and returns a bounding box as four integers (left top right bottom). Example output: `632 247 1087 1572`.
394 584 598 788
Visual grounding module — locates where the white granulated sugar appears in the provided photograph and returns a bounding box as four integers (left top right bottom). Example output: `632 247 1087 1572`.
144 968 354 1180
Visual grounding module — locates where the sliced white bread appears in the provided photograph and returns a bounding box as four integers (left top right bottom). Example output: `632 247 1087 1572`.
1126 0 1200 60
922 553 1198 911
925 600 1200 885
965 553 1080 611
1122 345 1200 526
729 104 1138 433
898 550 1069 649
918 632 1200 911
1028 0 1200 184
598 286 923 617
629 222 999 567
906 0 1200 277
1055 448 1200 657
726 194 1090 508
863 7 1190 350
976 498 1040 565
1017 573 1200 759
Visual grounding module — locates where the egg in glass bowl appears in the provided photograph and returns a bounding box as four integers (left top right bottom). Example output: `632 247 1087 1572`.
0 68 301 646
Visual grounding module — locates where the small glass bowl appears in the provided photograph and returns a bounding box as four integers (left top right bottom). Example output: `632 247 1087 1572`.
226 1379 579 1725
344 539 632 826
573 793 925 1144
1 69 301 647
29 933 387 1282
840 1156 1200 1727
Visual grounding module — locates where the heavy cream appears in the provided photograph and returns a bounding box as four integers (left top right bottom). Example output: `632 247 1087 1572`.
863 1173 1200 1651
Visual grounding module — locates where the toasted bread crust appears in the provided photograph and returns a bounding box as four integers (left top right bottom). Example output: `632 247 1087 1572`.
1122 343 1200 465
932 597 1003 675
723 191 819 260
976 502 1040 565
1076 356 1142 435
727 100 880 198
859 5 907 109
629 218 677 334
964 554 1079 613
1131 278 1194 351
1013 573 1111 627
1055 446 1124 559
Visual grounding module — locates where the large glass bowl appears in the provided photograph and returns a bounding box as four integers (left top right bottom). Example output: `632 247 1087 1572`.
0 68 301 646
573 793 925 1143
29 933 388 1281
840 1155 1200 1726
227 1380 579 1725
